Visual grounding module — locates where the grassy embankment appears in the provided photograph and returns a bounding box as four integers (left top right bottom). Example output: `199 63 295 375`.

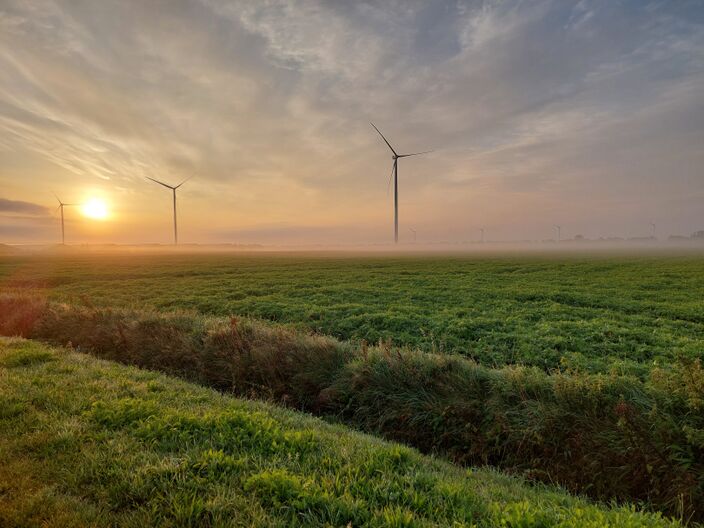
0 337 685 527
1 294 701 523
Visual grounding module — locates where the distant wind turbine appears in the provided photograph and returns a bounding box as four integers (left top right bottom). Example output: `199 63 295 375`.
409 227 417 243
54 194 79 245
371 123 432 244
480 228 485 243
650 222 656 238
146 176 191 245
554 225 561 242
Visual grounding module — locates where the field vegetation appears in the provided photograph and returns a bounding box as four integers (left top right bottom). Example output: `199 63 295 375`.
0 337 685 527
2 251 703 523
1 292 702 522
1 252 702 376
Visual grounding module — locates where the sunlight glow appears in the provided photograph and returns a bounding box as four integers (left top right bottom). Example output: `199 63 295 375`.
82 198 108 220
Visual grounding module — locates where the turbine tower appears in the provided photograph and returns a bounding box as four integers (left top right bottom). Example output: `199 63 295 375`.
371 123 431 244
54 194 78 245
146 176 191 245
409 227 417 244
650 222 656 239
554 225 561 242
480 228 485 243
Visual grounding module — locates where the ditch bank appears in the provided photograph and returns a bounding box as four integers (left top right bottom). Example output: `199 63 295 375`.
1 293 702 523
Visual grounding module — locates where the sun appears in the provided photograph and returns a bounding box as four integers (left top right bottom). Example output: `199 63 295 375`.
81 198 108 220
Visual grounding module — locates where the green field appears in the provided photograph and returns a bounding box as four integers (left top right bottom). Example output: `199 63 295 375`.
1 251 703 374
2 251 703 524
0 337 682 527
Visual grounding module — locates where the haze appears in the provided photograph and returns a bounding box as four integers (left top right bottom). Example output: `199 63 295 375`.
1 1 703 246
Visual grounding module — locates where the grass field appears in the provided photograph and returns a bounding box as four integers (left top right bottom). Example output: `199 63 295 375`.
1 251 703 375
0 337 683 527
1 250 703 524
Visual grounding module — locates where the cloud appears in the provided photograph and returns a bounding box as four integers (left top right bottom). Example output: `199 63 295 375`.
0 197 49 215
0 0 702 243
0 212 55 242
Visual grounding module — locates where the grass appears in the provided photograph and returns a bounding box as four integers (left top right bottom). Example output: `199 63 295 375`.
0 337 685 527
1 294 702 522
2 251 703 522
1 252 703 375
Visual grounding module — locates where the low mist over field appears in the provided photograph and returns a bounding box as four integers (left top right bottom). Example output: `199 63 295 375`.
3 239 704 257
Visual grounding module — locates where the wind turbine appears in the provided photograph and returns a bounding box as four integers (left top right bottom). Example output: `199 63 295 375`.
146 176 191 245
650 222 656 239
371 123 431 244
554 225 561 242
480 228 485 243
54 194 79 245
409 227 417 244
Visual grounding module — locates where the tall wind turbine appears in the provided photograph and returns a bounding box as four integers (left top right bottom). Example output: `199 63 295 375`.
409 227 417 244
54 194 78 245
371 123 431 244
650 222 656 239
146 177 191 245
554 225 561 242
480 228 485 243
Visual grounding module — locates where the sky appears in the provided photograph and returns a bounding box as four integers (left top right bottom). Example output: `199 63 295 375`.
0 0 703 245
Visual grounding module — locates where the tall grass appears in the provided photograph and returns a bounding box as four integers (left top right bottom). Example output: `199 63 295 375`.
1 293 702 522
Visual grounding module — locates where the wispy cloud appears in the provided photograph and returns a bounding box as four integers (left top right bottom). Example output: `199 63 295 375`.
0 0 702 243
0 197 49 215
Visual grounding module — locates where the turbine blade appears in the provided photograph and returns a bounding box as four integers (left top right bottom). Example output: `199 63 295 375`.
146 176 174 189
53 192 62 205
174 176 192 189
386 161 395 196
398 150 433 158
370 122 398 156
